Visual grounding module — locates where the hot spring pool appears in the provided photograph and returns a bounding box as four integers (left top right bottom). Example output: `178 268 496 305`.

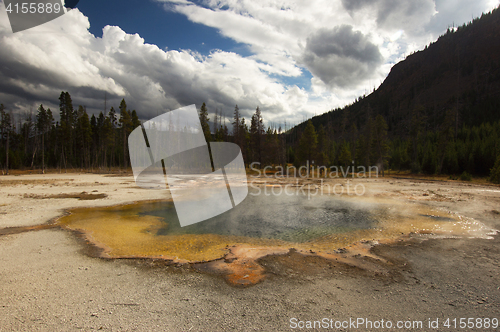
57 187 488 262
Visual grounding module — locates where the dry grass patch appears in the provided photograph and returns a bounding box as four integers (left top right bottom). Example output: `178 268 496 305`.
23 192 107 200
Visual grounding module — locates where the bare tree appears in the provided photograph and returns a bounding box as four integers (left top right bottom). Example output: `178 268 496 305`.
0 105 12 175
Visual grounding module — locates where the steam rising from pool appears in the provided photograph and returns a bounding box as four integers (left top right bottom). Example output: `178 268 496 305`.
148 192 379 243
57 188 495 262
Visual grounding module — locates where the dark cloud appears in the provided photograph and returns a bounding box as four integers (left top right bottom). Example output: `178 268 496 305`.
425 0 495 35
0 18 291 124
3 0 494 126
340 0 497 42
341 0 436 34
341 0 372 12
302 25 382 88
0 53 120 120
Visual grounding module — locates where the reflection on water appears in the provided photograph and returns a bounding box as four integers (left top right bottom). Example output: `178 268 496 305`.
57 188 493 262
147 193 378 243
418 214 454 221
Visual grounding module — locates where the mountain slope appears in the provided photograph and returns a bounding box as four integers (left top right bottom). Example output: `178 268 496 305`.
296 7 500 139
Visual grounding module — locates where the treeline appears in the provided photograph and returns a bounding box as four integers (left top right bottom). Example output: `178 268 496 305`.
0 91 140 173
285 107 500 182
205 103 389 178
221 101 500 183
199 103 287 168
0 94 287 174
1 92 499 183
390 118 500 177
284 6 500 182
285 114 391 176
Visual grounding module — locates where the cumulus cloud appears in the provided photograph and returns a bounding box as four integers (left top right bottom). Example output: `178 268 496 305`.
302 25 383 88
156 0 453 108
0 6 313 124
341 0 437 35
156 0 391 110
0 0 498 127
426 0 499 34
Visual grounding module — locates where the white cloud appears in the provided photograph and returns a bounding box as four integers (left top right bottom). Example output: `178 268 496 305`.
159 0 498 98
0 6 315 125
302 25 383 88
0 0 498 128
156 0 447 113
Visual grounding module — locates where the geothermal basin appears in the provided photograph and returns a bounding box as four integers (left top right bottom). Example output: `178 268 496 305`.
57 180 494 272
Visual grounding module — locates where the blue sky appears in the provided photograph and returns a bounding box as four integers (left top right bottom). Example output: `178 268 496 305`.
0 0 498 126
79 0 250 56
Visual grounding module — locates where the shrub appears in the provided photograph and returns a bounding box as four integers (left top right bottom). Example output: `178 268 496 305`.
411 162 421 174
459 171 472 181
490 156 500 184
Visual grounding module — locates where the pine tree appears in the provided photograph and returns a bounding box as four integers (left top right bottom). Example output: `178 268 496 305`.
490 155 500 184
21 111 34 165
107 107 118 168
36 105 50 173
264 126 278 166
119 99 131 168
102 115 114 169
297 120 318 166
409 106 425 173
421 140 437 174
250 107 264 165
232 105 240 145
76 106 92 168
362 116 375 167
96 112 105 168
199 102 211 143
0 104 12 174
316 124 329 166
437 109 455 174
373 115 390 176
59 91 74 169
222 123 229 142
349 123 358 164
338 142 352 168
213 108 219 134
90 114 98 168
130 110 141 130
108 107 117 127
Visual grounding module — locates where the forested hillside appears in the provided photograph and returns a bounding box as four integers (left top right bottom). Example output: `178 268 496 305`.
1 7 500 182
288 7 500 180
0 92 140 173
0 94 283 174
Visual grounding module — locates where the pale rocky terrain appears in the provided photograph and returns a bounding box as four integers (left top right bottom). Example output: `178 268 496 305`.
0 173 499 331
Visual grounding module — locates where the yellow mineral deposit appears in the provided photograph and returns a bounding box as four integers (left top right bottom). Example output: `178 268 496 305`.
55 194 493 286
